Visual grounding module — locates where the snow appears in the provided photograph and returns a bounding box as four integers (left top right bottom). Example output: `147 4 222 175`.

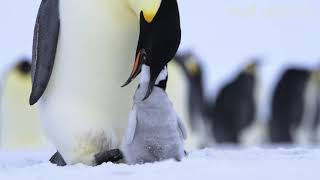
0 147 319 180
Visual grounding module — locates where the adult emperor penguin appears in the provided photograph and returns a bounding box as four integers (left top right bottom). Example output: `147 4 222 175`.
0 59 47 149
172 53 212 147
30 0 167 165
210 61 258 144
296 68 320 144
120 0 185 163
269 67 311 143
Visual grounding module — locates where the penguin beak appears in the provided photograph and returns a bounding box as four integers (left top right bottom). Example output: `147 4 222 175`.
121 50 145 87
142 72 157 101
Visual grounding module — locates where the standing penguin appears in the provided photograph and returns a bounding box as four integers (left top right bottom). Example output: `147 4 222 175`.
296 68 320 144
210 61 258 144
172 53 211 147
120 0 186 164
30 0 169 165
269 68 311 143
1 59 47 149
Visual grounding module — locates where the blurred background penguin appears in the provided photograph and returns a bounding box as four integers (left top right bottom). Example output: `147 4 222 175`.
168 52 212 149
299 67 320 144
269 67 311 144
208 60 259 144
269 67 320 144
0 58 48 150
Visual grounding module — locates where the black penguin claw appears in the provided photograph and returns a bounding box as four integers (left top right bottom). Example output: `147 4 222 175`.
94 149 123 165
50 151 67 166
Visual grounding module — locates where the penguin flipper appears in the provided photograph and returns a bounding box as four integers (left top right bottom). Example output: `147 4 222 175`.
177 116 187 140
49 151 67 166
30 0 60 105
125 106 138 144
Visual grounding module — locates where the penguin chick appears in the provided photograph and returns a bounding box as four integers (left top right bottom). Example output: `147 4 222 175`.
121 62 187 165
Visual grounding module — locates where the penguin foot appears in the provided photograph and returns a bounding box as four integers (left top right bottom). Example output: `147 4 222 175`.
50 151 67 166
94 149 123 165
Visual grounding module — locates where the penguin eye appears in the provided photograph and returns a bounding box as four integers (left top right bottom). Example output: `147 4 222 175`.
142 54 147 61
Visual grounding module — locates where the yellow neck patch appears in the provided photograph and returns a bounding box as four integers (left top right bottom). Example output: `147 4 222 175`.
186 59 200 76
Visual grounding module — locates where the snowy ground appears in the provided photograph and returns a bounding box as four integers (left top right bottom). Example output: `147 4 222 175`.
0 147 319 180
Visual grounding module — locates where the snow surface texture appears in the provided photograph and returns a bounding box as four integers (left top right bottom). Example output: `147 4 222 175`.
0 147 319 180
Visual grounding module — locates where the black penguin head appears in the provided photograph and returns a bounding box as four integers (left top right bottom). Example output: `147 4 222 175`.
16 58 31 75
122 0 181 100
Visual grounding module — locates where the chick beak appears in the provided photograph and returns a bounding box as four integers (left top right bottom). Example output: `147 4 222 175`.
143 77 157 101
142 63 164 101
121 50 144 87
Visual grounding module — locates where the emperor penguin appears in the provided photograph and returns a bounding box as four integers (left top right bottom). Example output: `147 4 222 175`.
172 53 212 147
210 61 258 144
30 0 167 166
269 67 311 143
296 68 320 144
0 59 47 149
120 1 186 163
311 70 320 142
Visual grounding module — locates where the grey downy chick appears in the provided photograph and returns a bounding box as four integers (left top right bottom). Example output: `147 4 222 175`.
121 58 187 165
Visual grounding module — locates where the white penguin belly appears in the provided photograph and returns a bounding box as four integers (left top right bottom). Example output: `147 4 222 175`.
167 63 202 149
39 0 138 165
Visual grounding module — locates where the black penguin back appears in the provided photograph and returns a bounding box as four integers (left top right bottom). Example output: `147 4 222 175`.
211 64 257 144
269 68 311 143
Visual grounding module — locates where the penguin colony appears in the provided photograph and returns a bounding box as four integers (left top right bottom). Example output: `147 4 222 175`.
174 54 320 145
0 0 319 167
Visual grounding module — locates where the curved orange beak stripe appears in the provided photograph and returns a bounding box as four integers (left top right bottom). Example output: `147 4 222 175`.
121 50 143 87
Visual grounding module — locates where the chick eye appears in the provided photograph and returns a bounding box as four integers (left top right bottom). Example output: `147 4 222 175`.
140 49 148 63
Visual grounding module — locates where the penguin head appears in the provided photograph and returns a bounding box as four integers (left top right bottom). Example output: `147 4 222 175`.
15 58 31 76
175 52 202 78
122 0 181 100
123 48 169 100
244 58 261 76
311 67 320 84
